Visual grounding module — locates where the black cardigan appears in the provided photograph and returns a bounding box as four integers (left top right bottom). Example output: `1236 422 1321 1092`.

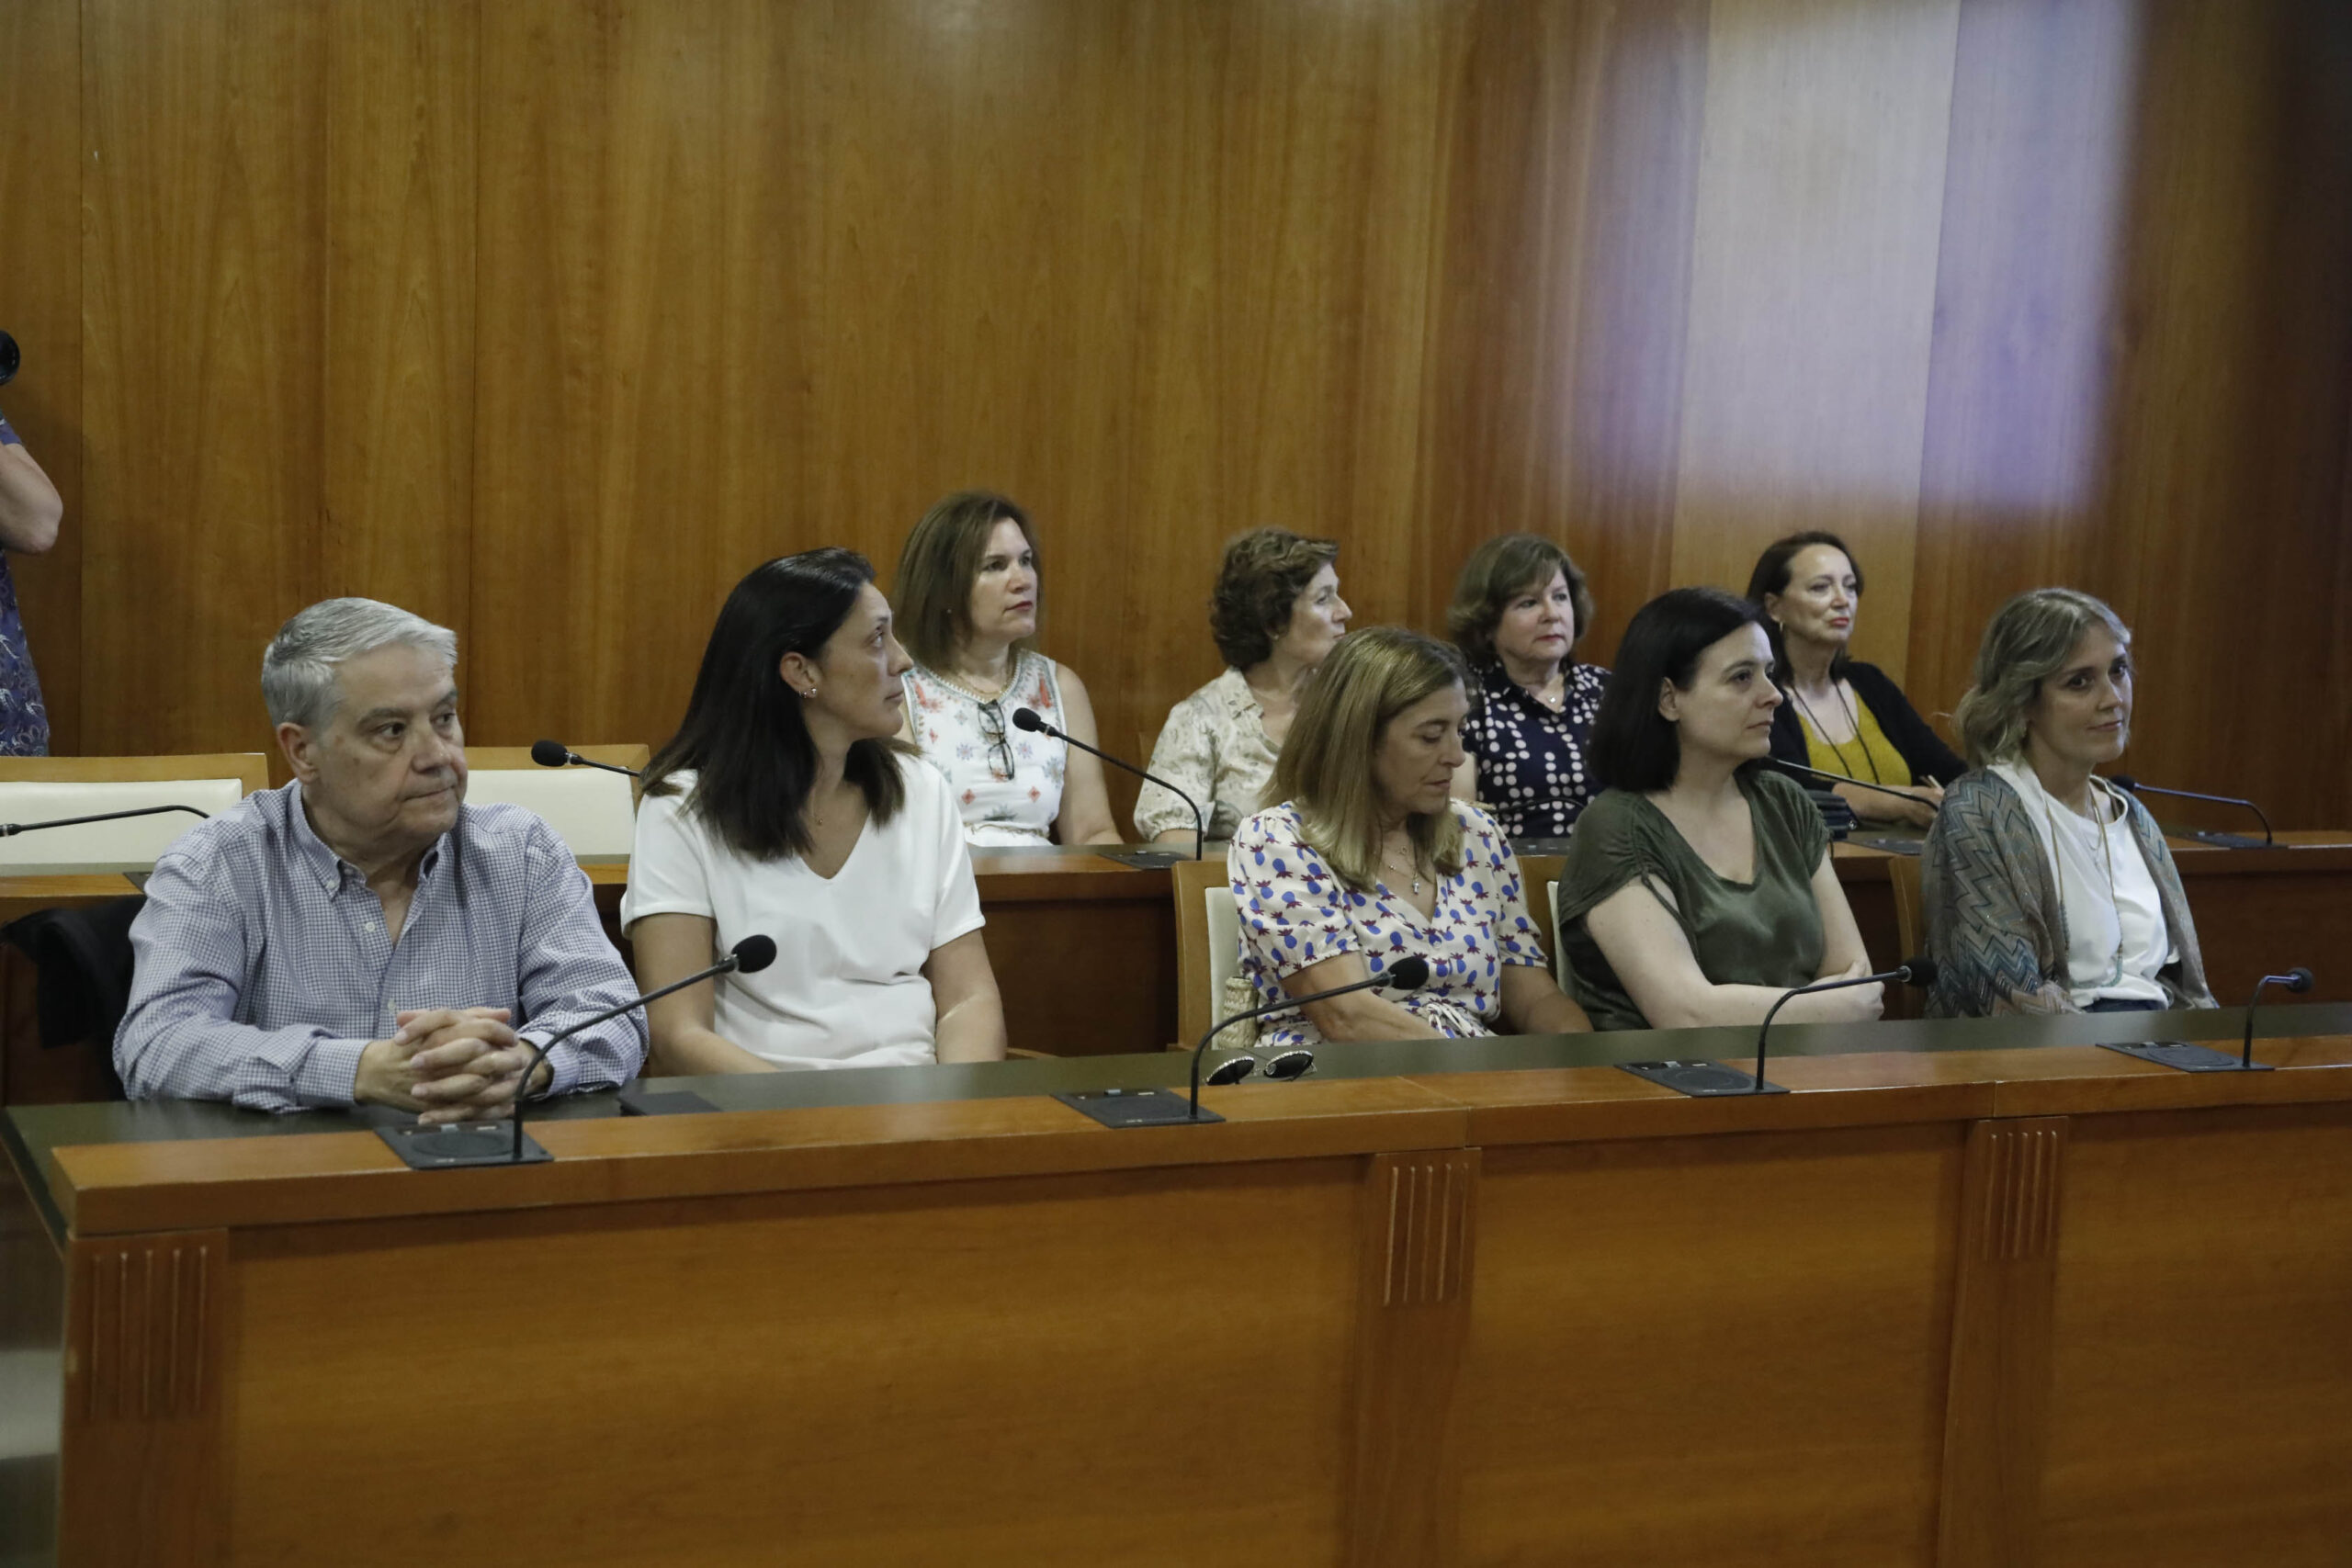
1769 660 1965 786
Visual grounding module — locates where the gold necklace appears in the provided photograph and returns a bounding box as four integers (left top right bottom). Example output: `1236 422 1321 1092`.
1382 841 1427 896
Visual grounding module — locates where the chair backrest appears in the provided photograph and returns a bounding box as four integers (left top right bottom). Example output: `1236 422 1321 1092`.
1172 857 1238 1048
0 753 268 871
1885 852 1927 1021
462 744 650 861
1546 879 1571 990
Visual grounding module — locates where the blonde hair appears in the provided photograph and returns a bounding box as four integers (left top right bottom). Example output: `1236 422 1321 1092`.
1267 626 1467 891
1951 588 2133 766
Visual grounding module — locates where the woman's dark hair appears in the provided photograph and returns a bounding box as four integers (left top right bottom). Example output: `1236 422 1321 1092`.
1446 534 1597 667
893 490 1039 671
643 548 907 861
1208 527 1340 668
1589 587 1771 793
1745 529 1863 682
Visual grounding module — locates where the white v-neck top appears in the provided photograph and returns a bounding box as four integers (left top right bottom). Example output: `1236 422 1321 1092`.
1992 761 2172 1008
621 761 984 1068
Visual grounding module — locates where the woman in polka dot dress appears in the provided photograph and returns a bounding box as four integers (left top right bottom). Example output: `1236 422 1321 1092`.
1446 534 1610 840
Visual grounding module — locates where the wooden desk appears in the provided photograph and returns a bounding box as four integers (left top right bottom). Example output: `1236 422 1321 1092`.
6 1006 2349 1566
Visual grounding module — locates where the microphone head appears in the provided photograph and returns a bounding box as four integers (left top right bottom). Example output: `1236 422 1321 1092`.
2108 774 2140 793
1012 707 1049 734
530 739 572 769
730 935 778 975
2286 965 2316 993
1385 955 1432 992
1898 956 1939 988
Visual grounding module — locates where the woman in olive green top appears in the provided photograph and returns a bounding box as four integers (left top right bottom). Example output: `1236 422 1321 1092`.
1556 588 1882 1032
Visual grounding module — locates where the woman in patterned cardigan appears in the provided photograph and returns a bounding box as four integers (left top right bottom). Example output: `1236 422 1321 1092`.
1924 589 2213 1016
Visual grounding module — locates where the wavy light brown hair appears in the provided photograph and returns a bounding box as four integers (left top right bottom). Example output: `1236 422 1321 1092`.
1207 527 1340 669
891 490 1039 671
1267 626 1468 891
1951 588 2133 767
1446 534 1597 667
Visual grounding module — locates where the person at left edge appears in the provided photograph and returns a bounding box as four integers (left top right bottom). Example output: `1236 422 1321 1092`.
0 398 65 754
624 549 1007 1072
114 599 646 1118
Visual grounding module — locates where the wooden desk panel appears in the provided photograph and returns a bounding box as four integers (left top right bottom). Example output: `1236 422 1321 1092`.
9 1024 2352 1566
1460 1123 1962 1564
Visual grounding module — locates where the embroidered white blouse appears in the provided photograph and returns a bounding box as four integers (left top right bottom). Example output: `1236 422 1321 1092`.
1135 668 1281 842
904 651 1069 847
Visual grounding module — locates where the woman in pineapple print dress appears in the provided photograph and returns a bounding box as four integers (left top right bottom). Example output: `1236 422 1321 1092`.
1228 626 1592 1051
893 491 1122 848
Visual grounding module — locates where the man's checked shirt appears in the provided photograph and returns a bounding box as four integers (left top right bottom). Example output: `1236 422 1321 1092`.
116 781 646 1111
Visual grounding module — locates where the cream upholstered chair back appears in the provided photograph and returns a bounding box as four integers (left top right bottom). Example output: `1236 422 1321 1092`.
460 745 649 861
0 754 268 872
1172 856 1259 1049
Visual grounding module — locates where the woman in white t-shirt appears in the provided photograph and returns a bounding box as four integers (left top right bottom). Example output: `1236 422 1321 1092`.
623 548 1008 1071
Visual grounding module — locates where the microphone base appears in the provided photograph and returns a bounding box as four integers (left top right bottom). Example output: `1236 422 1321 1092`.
1849 834 1924 857
1054 1088 1225 1127
2098 1041 2273 1073
1618 1060 1789 1097
1095 848 1197 870
617 1085 719 1116
2181 829 2277 850
376 1122 553 1168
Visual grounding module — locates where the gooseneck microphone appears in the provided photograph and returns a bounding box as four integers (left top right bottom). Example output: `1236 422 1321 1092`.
0 803 209 837
2241 966 2316 1068
1619 958 1935 1098
2107 774 2274 848
1189 955 1431 1119
1012 707 1204 861
1769 758 1939 812
531 739 643 779
505 934 778 1160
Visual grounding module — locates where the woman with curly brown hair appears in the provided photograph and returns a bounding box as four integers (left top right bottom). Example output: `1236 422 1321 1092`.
1135 527 1351 842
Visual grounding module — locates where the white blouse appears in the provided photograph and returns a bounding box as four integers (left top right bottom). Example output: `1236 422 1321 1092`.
1135 668 1280 842
620 761 984 1069
1993 761 2173 1008
904 651 1069 847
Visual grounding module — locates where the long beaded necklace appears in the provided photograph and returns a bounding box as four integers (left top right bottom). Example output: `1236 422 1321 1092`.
1791 679 1886 785
2041 775 2128 990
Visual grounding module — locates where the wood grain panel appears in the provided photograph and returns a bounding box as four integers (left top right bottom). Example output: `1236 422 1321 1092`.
1345 1149 1478 1568
0 0 85 758
323 0 478 635
222 1162 1364 1566
1938 1117 2067 1567
1668 0 1962 685
2039 1102 2352 1564
1456 1123 1965 1563
59 1230 228 1568
80 0 325 758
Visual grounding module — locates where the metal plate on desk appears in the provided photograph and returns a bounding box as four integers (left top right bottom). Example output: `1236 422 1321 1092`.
1618 1060 1788 1097
2098 1040 2272 1072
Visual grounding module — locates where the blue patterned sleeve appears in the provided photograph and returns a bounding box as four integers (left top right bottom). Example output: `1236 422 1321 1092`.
1474 813 1546 970
1230 808 1359 980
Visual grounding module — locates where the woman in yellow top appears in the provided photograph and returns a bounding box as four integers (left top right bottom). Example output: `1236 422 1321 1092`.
1747 531 1962 828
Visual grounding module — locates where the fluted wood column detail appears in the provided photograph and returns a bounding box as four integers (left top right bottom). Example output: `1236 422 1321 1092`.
1347 1149 1479 1568
62 1232 229 1567
1938 1119 2067 1567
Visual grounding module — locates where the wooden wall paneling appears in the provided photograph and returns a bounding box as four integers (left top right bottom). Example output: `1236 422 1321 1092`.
2090 0 2352 833
58 1229 231 1566
2037 1103 2352 1564
1936 1117 2067 1568
1456 1124 1965 1562
469 0 614 750
1666 0 1964 687
0 1143 66 1563
1906 0 2145 739
1419 0 1710 662
80 0 326 759
0 0 86 758
323 0 479 646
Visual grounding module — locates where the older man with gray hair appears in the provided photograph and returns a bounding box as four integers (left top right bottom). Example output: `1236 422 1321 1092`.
116 598 645 1115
